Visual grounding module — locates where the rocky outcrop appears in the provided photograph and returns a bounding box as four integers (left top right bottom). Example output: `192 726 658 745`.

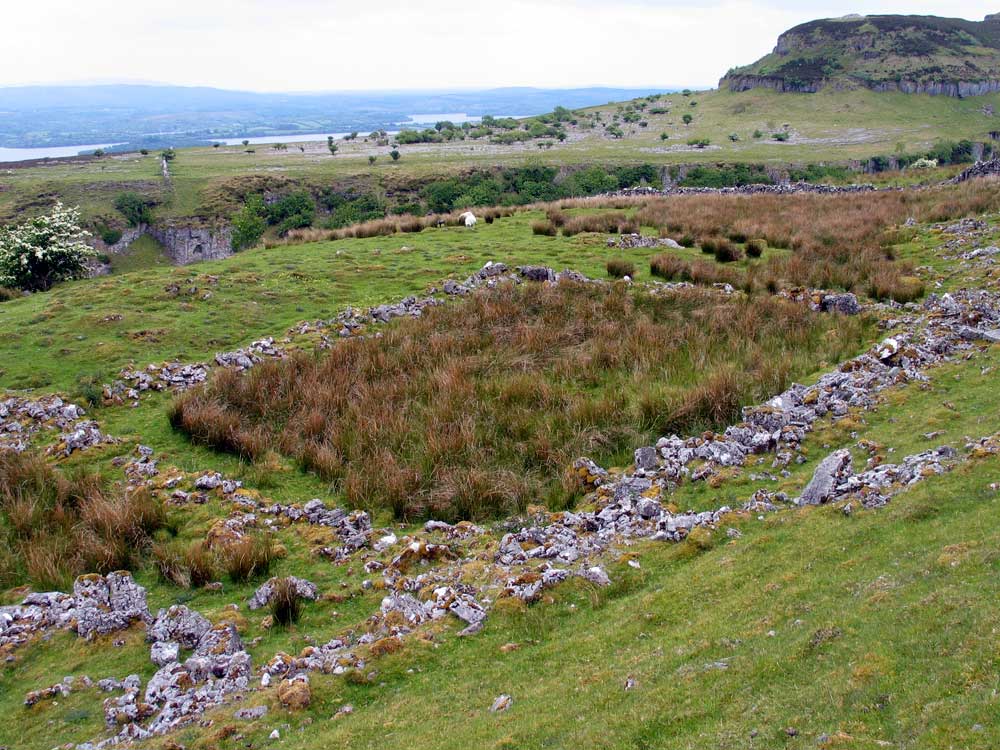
91 222 234 268
73 572 151 639
723 75 821 94
721 14 1000 98
951 157 1000 183
148 223 233 265
247 577 319 611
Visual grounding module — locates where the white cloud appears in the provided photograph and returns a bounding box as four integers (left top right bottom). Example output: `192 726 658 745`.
1 0 995 91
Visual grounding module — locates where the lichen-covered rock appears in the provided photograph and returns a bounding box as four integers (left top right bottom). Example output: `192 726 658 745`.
797 450 853 506
73 572 150 639
820 292 862 315
147 605 211 650
150 641 180 667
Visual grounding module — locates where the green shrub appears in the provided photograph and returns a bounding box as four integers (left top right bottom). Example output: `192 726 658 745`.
231 195 267 251
98 224 123 245
266 191 315 236
114 192 153 226
746 239 767 258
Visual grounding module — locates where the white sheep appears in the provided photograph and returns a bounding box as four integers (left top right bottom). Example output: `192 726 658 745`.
459 211 477 229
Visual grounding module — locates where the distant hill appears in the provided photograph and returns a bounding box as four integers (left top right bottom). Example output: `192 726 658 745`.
721 13 1000 97
0 84 672 150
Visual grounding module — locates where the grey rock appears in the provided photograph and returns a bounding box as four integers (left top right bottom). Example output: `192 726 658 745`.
797 450 852 506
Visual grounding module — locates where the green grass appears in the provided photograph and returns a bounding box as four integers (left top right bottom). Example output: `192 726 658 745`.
0 209 737 393
3 197 1000 748
107 234 173 274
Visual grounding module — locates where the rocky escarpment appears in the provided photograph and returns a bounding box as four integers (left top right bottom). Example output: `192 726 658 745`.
721 13 1000 97
92 222 233 267
147 223 232 264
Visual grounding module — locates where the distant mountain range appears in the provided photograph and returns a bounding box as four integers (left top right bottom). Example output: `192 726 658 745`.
0 84 674 150
721 12 1000 97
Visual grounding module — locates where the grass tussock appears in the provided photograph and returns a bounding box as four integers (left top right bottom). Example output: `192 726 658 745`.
270 577 303 626
560 212 638 237
634 182 1000 301
172 281 871 521
221 533 276 583
0 451 166 589
606 259 636 278
273 207 518 247
152 540 220 589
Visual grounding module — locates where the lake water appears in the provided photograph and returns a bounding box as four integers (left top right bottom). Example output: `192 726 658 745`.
0 113 534 160
210 131 393 146
0 142 125 164
211 113 531 146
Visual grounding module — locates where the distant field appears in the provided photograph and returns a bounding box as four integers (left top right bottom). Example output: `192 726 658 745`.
1 87 997 223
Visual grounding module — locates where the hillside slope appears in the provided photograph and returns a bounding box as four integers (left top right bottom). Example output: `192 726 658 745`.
722 13 1000 96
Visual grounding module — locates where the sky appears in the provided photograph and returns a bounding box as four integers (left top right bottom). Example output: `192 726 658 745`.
2 1 996 91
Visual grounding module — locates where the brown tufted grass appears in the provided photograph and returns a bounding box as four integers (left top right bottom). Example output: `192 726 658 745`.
171 280 871 522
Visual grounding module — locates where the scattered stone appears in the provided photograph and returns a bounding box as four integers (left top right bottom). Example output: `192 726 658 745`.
490 694 512 712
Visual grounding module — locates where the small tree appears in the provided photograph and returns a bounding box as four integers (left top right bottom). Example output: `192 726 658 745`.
327 136 338 156
390 149 401 162
0 203 95 292
242 140 250 147
682 114 693 126
231 195 267 251
368 155 377 166
161 148 176 161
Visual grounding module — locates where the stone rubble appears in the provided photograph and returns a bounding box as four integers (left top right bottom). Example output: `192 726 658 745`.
612 182 880 198
7 243 999 747
607 233 683 250
213 337 284 370
0 395 91 453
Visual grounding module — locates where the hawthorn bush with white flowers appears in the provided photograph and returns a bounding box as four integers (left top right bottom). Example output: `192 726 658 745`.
0 202 95 291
